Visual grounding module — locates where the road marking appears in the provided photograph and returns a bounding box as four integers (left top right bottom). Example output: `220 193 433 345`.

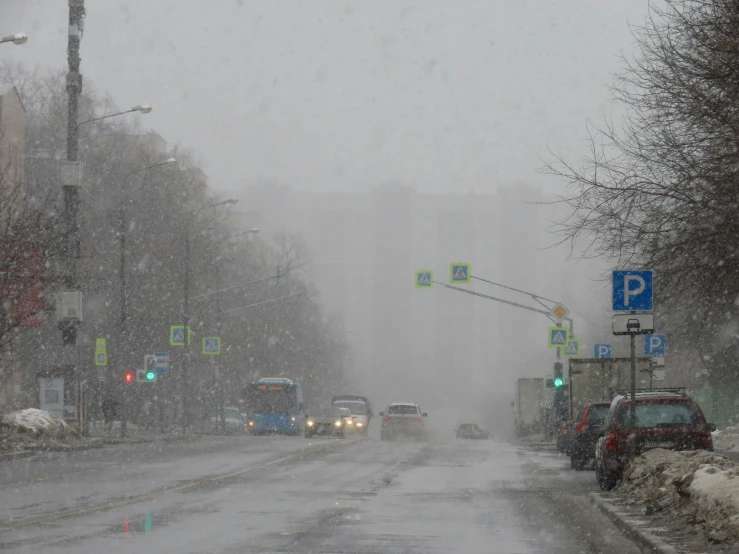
0 439 361 533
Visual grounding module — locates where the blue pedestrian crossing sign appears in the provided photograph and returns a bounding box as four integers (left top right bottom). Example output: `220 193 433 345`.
415 270 433 288
548 327 569 348
202 337 221 355
612 270 654 311
450 263 470 284
644 334 666 356
594 344 612 359
563 339 581 358
170 325 191 346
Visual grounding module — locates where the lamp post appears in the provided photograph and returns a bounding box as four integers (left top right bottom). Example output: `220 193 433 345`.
79 105 153 125
0 33 28 45
117 157 176 437
179 199 239 433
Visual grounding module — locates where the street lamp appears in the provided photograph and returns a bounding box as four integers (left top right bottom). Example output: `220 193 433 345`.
0 33 28 45
180 198 239 433
117 157 176 437
79 105 153 125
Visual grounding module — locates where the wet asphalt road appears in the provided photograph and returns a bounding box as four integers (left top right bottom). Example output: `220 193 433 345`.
0 434 641 553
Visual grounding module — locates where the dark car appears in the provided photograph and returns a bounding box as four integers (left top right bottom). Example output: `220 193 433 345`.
380 403 427 441
569 402 610 470
456 423 491 439
305 407 350 438
595 391 715 491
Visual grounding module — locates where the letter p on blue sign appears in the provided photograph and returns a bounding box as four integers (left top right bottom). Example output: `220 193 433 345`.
612 270 653 311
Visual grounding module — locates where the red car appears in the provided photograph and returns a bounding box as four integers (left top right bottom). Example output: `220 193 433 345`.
595 391 715 491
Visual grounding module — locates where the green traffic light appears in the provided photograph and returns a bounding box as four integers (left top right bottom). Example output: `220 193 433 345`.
146 371 155 381
554 377 564 388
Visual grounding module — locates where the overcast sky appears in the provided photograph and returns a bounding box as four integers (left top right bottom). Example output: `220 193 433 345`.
1 0 648 195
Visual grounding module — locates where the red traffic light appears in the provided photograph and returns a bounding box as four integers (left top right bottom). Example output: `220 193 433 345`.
125 372 134 383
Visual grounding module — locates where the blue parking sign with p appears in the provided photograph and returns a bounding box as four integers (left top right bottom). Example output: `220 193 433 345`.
594 344 612 359
613 270 653 311
644 334 666 356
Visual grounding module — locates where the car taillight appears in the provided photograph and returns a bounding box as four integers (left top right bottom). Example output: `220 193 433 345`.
383 416 389 421
415 417 422 422
605 433 617 451
699 429 713 448
560 426 567 435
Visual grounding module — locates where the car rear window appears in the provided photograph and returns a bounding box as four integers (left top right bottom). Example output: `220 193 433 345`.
615 402 700 429
586 405 610 423
387 405 418 415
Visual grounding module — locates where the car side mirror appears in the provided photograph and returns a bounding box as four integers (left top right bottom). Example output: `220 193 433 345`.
708 423 717 432
422 413 428 417
379 412 385 417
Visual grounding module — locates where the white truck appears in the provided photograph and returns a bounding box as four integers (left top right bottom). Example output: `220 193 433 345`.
568 357 654 421
513 378 554 438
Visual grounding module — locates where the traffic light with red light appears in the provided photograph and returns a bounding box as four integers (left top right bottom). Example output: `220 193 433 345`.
124 371 135 383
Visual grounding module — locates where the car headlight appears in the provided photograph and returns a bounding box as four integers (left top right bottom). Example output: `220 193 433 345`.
291 417 296 422
334 420 343 427
248 421 254 427
307 420 314 427
346 420 353 425
356 422 363 427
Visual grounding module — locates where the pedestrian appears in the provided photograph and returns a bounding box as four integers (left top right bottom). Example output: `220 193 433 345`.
102 395 118 433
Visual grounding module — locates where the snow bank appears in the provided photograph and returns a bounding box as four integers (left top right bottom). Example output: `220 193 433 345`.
619 449 739 543
1 408 76 438
712 424 739 452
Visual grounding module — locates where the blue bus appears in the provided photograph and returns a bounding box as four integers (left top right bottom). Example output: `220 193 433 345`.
244 378 304 435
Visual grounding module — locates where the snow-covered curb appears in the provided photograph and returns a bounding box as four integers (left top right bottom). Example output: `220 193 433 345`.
712 424 739 452
619 448 739 543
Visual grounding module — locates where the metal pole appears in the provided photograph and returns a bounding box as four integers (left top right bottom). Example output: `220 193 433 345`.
216 264 225 433
62 0 85 431
629 331 636 461
119 207 128 437
181 225 190 433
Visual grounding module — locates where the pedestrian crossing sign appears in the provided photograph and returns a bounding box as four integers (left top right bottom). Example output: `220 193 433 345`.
170 325 192 346
450 263 471 284
548 327 569 348
415 270 433 288
202 337 221 355
563 339 581 358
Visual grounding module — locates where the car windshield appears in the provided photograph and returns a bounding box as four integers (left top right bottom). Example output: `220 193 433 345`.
212 408 240 419
616 403 700 429
333 401 367 415
310 408 343 419
387 405 418 415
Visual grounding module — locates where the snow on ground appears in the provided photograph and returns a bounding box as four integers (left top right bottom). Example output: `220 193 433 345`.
1 409 73 436
712 425 739 452
618 448 739 543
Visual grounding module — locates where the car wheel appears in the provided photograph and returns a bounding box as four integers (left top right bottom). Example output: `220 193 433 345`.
596 464 618 491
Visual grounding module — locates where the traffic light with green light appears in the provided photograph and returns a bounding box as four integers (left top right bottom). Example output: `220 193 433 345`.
553 361 564 388
136 369 157 383
553 377 564 388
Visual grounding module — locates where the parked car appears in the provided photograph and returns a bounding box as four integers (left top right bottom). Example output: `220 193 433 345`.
305 407 350 438
208 406 245 434
570 402 610 470
456 423 491 439
595 390 715 491
380 403 427 441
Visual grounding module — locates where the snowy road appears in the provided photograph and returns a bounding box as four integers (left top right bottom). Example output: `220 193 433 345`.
0 437 641 553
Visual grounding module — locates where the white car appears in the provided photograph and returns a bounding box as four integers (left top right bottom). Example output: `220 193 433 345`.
332 396 372 434
208 406 245 434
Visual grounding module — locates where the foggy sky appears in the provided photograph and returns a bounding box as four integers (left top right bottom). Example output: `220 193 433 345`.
2 0 648 195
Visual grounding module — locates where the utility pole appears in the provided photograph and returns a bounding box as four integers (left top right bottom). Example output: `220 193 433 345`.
215 264 225 433
60 0 85 431
181 225 191 434
118 207 128 437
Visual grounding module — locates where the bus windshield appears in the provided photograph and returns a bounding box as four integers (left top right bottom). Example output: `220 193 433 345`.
246 385 298 414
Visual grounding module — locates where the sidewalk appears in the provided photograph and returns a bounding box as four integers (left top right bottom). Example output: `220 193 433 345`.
87 420 188 443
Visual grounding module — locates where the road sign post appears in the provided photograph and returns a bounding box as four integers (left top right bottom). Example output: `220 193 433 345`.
613 269 654 461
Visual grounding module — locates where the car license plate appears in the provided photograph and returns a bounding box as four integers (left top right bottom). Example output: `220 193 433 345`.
644 441 674 449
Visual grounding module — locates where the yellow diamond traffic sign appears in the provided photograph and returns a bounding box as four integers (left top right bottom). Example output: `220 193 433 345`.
551 303 569 322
